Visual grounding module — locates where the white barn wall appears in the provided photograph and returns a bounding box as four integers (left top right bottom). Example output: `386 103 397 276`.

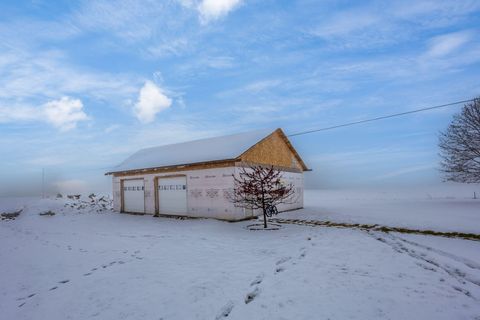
186 167 236 219
113 167 238 220
112 166 304 221
232 167 304 216
278 171 304 211
113 179 121 212
144 176 155 214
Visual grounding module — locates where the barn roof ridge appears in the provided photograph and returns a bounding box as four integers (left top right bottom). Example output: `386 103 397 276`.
106 128 276 174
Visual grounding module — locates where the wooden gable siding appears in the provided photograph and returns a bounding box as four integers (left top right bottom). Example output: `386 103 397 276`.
239 129 304 171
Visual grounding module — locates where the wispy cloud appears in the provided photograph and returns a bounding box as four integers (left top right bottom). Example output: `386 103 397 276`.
146 38 191 58
0 104 36 123
310 147 433 169
104 124 121 134
425 30 472 57
240 79 282 93
0 47 139 102
372 164 436 180
72 1 169 42
308 1 480 50
174 55 236 77
311 11 380 39
217 79 282 97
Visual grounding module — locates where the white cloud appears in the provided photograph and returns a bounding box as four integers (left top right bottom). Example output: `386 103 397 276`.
425 31 472 57
0 96 88 131
198 0 242 23
43 97 89 131
133 81 172 123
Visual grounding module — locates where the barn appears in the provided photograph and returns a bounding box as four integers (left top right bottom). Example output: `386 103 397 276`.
105 128 309 221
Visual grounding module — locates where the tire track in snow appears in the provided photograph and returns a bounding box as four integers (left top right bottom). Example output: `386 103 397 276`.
368 231 480 300
393 235 480 271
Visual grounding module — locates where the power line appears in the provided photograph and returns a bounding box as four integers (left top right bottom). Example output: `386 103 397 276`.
288 98 475 137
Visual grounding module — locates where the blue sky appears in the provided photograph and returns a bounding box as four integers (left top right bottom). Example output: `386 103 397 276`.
0 0 479 194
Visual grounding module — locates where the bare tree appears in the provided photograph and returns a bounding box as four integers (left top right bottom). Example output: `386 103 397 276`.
439 98 480 183
229 165 295 228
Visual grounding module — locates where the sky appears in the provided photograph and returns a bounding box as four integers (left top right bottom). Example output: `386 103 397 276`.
0 0 479 195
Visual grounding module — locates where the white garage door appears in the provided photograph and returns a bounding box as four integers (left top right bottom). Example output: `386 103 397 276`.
123 179 145 213
158 176 187 215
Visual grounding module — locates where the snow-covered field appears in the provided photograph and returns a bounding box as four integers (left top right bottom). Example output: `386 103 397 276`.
280 189 480 234
1 192 480 320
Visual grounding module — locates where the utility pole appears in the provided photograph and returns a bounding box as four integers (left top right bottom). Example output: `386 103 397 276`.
42 168 45 199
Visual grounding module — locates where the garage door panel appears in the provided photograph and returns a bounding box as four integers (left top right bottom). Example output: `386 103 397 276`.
158 176 187 215
123 179 145 213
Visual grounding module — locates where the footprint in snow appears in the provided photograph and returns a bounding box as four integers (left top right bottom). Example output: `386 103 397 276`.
275 266 286 273
17 293 36 301
216 301 234 319
58 279 70 284
245 287 260 304
276 257 291 265
16 293 37 307
250 273 264 286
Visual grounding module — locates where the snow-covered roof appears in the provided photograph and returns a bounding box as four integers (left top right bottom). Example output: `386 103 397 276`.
108 128 275 173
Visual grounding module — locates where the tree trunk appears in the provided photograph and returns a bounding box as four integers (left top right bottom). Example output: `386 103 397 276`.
261 184 267 228
263 207 267 228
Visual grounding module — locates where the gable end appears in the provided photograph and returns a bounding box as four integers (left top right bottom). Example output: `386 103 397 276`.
238 128 308 171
